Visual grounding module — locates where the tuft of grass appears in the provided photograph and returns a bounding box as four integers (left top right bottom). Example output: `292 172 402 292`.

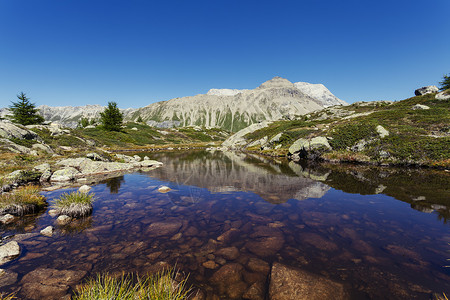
73 269 191 300
0 185 46 216
0 293 17 300
53 191 95 217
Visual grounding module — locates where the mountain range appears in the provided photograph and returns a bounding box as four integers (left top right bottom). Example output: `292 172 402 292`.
1 77 346 131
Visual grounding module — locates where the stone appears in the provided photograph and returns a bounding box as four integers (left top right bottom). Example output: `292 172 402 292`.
158 186 171 193
86 152 103 161
50 167 81 182
247 257 270 274
33 163 51 173
131 127 138 131
40 226 54 237
376 125 389 138
269 263 347 300
0 214 14 224
203 260 218 269
243 281 265 300
78 185 92 193
146 221 182 237
20 268 87 300
436 90 450 100
210 263 245 297
245 226 284 257
288 136 331 155
32 143 54 154
414 86 438 96
133 155 141 162
0 241 21 265
0 269 18 288
48 209 58 217
412 104 430 110
216 246 240 260
217 228 240 243
56 215 71 225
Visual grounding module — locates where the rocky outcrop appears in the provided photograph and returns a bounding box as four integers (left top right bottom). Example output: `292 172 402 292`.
412 104 430 110
436 90 450 100
414 86 439 96
269 263 347 300
0 120 40 140
222 121 271 148
288 137 332 161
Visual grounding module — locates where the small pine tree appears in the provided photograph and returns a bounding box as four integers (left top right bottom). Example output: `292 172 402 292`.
9 92 44 125
78 117 89 128
137 116 144 123
439 74 450 91
100 101 123 131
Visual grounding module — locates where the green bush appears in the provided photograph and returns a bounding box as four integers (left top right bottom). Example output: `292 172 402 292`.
329 123 377 150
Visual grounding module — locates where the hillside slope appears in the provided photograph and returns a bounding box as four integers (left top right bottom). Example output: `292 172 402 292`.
223 93 450 168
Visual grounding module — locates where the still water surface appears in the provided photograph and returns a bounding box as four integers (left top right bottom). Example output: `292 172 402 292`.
1 150 449 299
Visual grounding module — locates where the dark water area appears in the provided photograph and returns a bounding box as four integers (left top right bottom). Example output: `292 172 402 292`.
1 150 449 299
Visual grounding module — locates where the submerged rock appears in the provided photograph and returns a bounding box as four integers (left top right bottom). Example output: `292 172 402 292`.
0 268 18 288
78 184 92 193
269 263 347 300
56 215 71 225
40 226 54 237
0 241 21 265
146 221 182 237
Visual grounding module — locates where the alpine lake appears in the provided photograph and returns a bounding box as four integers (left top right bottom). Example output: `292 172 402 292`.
1 150 449 299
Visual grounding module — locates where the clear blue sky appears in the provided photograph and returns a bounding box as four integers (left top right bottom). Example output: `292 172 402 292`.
1 0 449 108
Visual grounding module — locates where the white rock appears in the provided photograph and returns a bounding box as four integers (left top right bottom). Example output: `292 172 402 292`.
40 226 54 237
133 155 141 162
78 185 92 193
48 209 58 217
131 127 138 131
376 125 389 138
436 90 450 100
50 167 81 182
412 104 430 110
0 241 20 265
0 214 14 224
56 215 71 225
158 186 171 193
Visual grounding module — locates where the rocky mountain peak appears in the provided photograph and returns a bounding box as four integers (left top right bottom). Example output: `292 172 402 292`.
258 77 295 89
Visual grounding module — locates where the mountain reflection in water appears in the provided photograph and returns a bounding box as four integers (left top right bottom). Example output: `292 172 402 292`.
1 150 449 299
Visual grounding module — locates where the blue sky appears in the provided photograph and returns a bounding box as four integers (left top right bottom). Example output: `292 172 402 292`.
1 0 449 108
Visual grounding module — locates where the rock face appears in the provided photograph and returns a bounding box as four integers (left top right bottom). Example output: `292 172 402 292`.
414 86 439 96
0 120 40 140
222 121 271 148
3 77 345 131
269 263 347 300
0 241 21 265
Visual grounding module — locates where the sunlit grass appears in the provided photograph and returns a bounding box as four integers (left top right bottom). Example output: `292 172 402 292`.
0 293 17 300
0 185 46 215
53 191 95 217
73 269 191 300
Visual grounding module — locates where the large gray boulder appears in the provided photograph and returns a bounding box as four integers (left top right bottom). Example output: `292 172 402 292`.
0 120 40 140
412 104 430 110
414 86 438 96
269 263 347 300
50 167 81 182
288 137 331 155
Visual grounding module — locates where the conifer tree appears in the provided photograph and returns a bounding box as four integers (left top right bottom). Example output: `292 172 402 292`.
100 101 123 131
439 74 450 91
9 92 44 125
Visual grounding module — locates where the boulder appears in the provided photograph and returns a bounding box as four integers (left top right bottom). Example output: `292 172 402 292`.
32 143 54 154
412 104 430 110
133 155 142 162
414 86 438 96
0 120 40 140
0 269 18 288
269 263 347 300
33 163 51 173
86 152 104 161
0 241 21 265
40 226 54 237
222 121 272 149
78 185 92 193
243 281 266 300
288 137 331 155
210 263 246 298
0 214 14 224
20 268 87 300
376 125 389 138
245 226 284 257
0 138 33 154
216 246 240 260
436 90 450 100
146 221 182 237
56 215 71 225
50 167 81 182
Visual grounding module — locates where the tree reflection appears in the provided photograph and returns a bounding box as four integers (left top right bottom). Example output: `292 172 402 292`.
104 176 125 194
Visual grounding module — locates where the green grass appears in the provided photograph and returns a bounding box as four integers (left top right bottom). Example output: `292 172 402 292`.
0 185 47 215
73 269 191 300
53 191 95 217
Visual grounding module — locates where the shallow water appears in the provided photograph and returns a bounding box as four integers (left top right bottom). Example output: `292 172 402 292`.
1 150 449 299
